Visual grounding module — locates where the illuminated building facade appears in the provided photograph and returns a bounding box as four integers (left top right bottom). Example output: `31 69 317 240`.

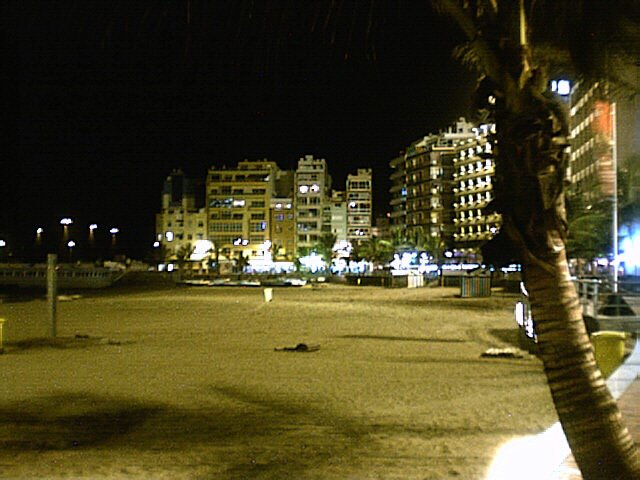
452 124 500 261
568 80 640 276
389 153 407 231
294 155 332 252
206 160 279 262
389 118 477 253
157 156 378 266
567 81 617 202
155 169 207 260
269 197 295 261
328 190 348 242
346 168 373 244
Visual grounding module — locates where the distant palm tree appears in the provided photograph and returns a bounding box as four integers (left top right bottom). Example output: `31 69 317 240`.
355 236 394 268
391 227 444 264
566 198 611 269
174 243 193 269
315 233 337 264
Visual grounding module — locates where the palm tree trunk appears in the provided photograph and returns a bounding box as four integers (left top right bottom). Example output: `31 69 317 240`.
524 245 640 479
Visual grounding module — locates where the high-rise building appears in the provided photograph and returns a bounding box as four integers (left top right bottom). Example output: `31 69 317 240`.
389 153 407 234
206 160 279 263
294 155 331 253
328 190 347 242
389 118 477 253
346 168 373 244
568 81 617 203
452 124 500 261
269 197 295 261
566 79 640 276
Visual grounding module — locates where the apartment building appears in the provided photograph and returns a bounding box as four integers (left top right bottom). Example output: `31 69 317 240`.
389 118 476 252
294 155 331 252
206 160 279 262
346 168 373 244
567 81 617 203
155 169 207 260
157 156 378 266
328 190 348 242
452 123 501 261
269 197 295 261
389 153 407 232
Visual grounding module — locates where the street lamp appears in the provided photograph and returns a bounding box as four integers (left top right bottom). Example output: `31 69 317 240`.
67 240 76 262
109 227 119 248
36 227 43 246
60 218 73 243
89 224 98 243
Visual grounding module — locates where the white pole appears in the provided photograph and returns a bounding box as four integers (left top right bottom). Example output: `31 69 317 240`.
47 254 58 337
612 102 619 293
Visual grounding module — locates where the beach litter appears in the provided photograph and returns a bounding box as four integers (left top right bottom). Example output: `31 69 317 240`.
274 343 320 353
481 347 525 359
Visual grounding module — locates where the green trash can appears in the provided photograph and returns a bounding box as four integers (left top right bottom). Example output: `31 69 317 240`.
591 331 628 378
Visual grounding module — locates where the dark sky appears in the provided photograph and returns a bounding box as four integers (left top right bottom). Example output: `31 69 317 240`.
4 1 476 258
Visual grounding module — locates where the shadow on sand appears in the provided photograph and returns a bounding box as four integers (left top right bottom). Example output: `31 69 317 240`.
0 389 367 478
338 334 467 343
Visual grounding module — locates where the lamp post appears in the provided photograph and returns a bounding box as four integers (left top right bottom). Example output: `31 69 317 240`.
35 227 44 255
60 218 73 243
67 240 76 262
612 102 619 293
89 224 98 244
109 228 119 255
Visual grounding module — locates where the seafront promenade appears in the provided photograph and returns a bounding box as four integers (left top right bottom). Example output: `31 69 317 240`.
551 339 640 479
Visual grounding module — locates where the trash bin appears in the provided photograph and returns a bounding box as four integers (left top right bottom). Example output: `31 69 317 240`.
591 331 628 378
460 274 492 298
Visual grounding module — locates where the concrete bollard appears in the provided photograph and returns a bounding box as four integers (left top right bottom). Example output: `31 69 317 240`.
0 318 5 354
263 287 273 303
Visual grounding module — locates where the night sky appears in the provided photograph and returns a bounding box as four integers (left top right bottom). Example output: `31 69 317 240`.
5 1 476 259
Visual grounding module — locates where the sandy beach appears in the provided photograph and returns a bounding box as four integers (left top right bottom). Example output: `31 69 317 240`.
0 283 558 479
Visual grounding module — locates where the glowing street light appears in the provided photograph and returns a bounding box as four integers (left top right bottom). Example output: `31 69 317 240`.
35 227 44 246
109 227 119 248
89 224 98 244
67 240 76 261
60 218 73 242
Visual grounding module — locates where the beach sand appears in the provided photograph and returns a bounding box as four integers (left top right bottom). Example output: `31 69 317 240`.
0 284 557 479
